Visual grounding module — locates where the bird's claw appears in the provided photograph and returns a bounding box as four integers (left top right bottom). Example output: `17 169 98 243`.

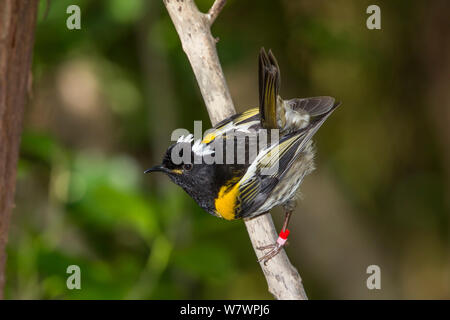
257 242 285 265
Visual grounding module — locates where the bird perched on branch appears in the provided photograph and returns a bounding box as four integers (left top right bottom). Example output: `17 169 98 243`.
146 48 340 264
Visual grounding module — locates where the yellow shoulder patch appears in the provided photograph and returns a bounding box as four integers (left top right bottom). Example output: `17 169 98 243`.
214 181 240 220
202 133 216 144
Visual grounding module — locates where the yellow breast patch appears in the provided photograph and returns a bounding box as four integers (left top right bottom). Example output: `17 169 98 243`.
214 181 240 220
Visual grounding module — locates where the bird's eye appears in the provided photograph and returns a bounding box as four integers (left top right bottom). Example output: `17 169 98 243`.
183 163 193 171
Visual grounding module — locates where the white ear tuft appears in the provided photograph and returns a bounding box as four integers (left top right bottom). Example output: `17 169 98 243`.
192 139 214 156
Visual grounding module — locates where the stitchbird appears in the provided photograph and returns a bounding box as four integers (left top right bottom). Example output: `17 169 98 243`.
146 48 340 264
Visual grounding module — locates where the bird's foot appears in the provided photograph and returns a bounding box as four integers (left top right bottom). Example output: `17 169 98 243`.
257 243 284 265
256 229 290 266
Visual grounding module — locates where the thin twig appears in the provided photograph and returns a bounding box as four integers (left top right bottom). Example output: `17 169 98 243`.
206 0 226 26
163 0 308 300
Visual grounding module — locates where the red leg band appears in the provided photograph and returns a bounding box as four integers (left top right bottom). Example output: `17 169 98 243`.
277 229 290 245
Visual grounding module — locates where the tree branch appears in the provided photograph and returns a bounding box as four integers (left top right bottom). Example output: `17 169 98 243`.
0 0 39 299
163 0 308 299
206 0 227 26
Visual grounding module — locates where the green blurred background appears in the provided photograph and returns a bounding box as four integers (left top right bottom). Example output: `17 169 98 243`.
5 0 449 299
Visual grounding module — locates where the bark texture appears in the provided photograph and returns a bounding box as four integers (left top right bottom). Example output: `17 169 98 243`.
0 0 39 298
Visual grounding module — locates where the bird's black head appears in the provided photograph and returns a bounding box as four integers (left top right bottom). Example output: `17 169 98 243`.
145 142 219 215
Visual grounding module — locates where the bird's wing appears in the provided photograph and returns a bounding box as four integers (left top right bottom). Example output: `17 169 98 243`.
235 103 339 218
286 96 336 117
258 47 281 129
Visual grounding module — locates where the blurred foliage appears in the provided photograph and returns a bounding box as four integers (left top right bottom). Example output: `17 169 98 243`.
5 0 449 299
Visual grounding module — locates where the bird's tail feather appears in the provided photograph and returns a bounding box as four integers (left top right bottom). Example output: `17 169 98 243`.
258 47 280 129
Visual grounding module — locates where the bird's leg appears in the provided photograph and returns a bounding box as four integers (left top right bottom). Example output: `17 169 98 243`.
257 210 292 265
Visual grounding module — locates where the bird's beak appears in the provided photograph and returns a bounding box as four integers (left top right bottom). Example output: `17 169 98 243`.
144 165 168 174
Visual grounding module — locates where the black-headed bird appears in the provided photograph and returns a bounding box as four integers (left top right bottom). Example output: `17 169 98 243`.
146 48 340 264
